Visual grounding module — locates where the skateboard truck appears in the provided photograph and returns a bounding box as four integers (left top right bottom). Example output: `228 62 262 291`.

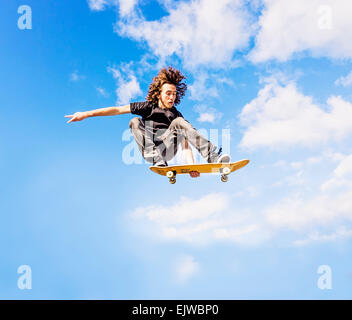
220 166 231 183
166 170 176 184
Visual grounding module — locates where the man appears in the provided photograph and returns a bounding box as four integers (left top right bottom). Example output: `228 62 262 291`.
65 67 230 178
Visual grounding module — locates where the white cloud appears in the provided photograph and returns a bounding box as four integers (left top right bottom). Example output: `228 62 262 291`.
239 77 352 150
306 156 323 165
96 87 109 97
233 185 260 198
198 113 215 123
89 0 352 65
321 154 352 191
88 0 134 13
249 0 352 62
69 70 85 82
107 65 142 105
335 70 352 87
131 192 271 246
194 105 223 124
87 0 110 11
265 189 352 232
119 0 138 17
330 154 352 177
290 161 304 170
174 255 199 284
188 71 236 102
132 193 229 226
212 224 264 245
292 227 352 246
272 172 305 189
115 0 253 69
218 77 236 88
130 157 352 247
189 72 218 101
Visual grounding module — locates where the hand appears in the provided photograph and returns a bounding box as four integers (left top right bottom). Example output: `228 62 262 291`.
65 112 88 123
189 171 200 178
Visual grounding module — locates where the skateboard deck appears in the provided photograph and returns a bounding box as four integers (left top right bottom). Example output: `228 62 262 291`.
150 159 250 184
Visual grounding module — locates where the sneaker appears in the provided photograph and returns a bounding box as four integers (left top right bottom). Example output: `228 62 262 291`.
154 159 168 167
217 153 230 163
207 147 231 164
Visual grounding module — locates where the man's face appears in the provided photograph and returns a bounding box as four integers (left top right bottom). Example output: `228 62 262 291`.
158 83 177 109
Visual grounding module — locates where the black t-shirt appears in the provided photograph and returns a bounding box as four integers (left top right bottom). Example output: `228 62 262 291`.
130 101 184 136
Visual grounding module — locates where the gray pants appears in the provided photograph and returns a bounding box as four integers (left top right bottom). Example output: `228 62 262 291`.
129 117 218 164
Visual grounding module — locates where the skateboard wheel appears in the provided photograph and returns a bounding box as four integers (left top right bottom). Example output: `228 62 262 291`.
166 170 175 178
221 175 228 182
223 167 231 175
169 177 176 184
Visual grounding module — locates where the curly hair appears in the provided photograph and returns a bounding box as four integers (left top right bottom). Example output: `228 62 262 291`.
146 66 187 106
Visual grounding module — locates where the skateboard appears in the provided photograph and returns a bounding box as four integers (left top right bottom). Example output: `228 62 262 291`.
150 159 250 184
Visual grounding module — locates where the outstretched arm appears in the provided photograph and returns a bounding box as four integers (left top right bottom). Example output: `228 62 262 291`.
65 104 131 123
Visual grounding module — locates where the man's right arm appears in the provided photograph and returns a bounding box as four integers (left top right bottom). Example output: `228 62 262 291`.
65 104 131 123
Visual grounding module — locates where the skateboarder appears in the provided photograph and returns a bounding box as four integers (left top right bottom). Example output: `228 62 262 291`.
65 67 230 177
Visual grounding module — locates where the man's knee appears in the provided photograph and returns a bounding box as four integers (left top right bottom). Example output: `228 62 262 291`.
129 117 141 129
169 117 191 129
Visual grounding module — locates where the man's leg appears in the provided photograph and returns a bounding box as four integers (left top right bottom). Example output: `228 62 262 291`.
158 136 179 163
160 117 228 163
129 117 166 165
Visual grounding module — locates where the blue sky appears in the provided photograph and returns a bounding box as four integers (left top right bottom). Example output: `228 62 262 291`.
1 0 352 299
